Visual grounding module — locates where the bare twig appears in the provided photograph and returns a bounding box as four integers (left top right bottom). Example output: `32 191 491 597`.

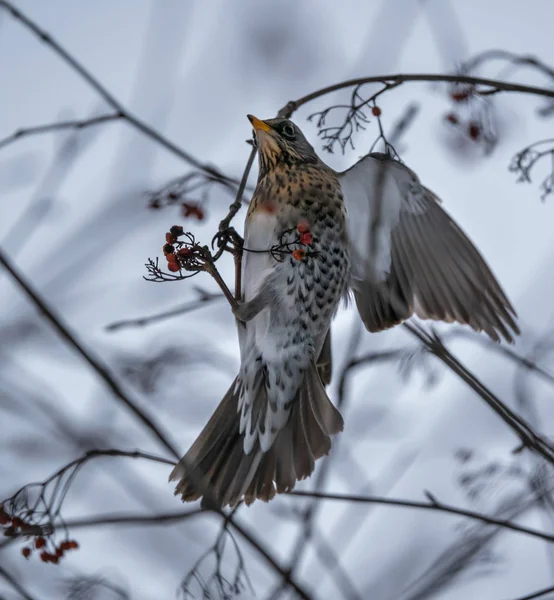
404 323 554 466
105 288 223 331
0 113 122 151
218 145 257 232
278 73 554 121
288 490 554 544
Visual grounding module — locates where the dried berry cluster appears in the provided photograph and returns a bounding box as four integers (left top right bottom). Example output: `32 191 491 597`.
147 172 210 218
162 225 191 273
443 83 497 151
1 504 78 565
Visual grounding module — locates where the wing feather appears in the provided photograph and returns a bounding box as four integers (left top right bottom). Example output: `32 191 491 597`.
338 153 519 342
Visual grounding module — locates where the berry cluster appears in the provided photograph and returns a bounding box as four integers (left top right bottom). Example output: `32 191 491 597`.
1 504 78 565
162 225 190 273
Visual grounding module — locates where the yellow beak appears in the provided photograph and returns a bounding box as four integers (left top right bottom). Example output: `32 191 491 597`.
247 114 272 133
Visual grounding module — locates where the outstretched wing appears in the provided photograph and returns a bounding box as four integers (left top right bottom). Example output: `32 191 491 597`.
338 152 519 342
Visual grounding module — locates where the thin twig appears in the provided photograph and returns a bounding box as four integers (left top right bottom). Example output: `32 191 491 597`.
0 113 122 151
404 322 554 466
228 517 312 600
288 490 554 544
509 584 554 600
278 73 554 119
105 290 223 331
219 145 257 231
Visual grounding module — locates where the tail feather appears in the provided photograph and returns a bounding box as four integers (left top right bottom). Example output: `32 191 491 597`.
170 364 343 508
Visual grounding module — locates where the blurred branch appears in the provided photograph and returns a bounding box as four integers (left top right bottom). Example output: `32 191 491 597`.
513 584 554 600
0 247 181 459
105 287 223 331
462 49 554 84
0 1 240 190
404 322 554 466
288 490 554 544
0 564 37 600
0 113 122 152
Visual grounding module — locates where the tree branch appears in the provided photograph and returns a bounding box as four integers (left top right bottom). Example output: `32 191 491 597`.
288 490 554 544
105 288 223 331
0 113 123 152
278 72 554 118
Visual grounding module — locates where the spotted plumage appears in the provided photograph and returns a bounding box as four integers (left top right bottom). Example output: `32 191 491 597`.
170 115 519 508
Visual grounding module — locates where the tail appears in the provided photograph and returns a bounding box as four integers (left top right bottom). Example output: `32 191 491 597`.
169 363 343 508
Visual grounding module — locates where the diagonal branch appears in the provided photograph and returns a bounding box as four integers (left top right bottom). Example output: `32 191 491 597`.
0 0 240 190
512 584 554 600
0 564 37 600
404 322 554 466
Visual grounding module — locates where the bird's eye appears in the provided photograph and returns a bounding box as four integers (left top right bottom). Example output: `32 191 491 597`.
251 129 257 147
281 124 296 139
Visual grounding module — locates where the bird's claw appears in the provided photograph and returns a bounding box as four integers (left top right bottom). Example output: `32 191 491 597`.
212 227 243 257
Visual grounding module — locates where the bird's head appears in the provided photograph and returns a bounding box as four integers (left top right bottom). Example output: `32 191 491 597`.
247 115 318 175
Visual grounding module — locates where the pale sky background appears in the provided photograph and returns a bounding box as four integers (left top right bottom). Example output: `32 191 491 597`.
2 1 554 599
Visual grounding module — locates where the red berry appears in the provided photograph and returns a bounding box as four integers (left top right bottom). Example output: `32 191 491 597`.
68 540 79 550
163 243 174 255
297 221 310 234
372 106 382 117
21 547 31 559
300 232 313 245
35 537 45 549
170 225 184 237
0 509 8 525
11 517 23 528
56 548 64 557
182 203 205 221
178 247 191 257
292 249 306 261
468 122 480 140
165 232 176 244
445 112 459 125
166 253 178 264
59 541 71 551
167 262 180 273
40 551 49 562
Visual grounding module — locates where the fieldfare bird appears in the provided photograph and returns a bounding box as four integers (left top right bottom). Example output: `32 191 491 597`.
170 115 519 507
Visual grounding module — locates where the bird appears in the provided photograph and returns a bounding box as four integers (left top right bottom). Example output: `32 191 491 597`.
169 114 519 508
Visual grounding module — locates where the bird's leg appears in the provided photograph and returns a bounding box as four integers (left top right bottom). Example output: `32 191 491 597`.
200 249 239 311
232 292 268 323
